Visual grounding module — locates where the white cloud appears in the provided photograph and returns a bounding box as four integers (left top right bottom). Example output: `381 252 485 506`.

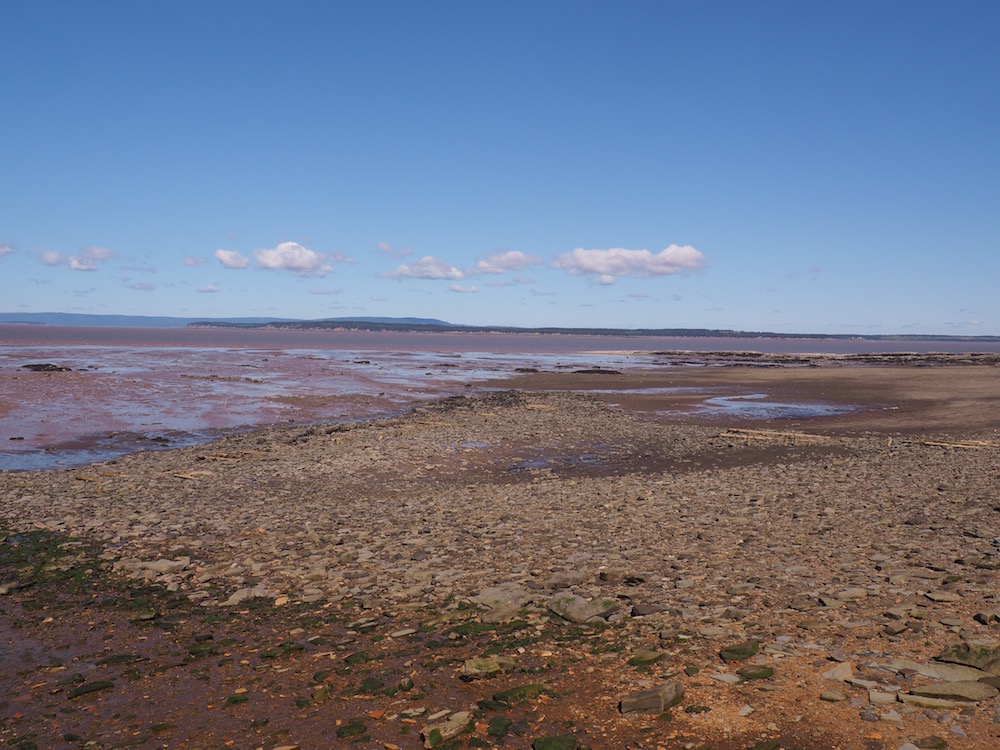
69 257 96 271
376 241 412 259
198 284 220 293
554 245 705 283
473 250 542 275
450 284 478 293
38 250 65 266
388 255 465 280
0 243 13 258
254 242 341 277
215 249 250 269
185 256 208 267
66 246 115 271
81 246 114 261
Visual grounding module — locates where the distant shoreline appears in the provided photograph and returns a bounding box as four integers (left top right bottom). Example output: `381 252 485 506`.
185 319 1000 343
1 312 998 341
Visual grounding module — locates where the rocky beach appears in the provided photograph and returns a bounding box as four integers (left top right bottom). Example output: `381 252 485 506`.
2 356 1000 749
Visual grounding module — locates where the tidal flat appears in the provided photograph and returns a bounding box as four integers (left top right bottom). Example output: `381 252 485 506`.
2 358 1000 749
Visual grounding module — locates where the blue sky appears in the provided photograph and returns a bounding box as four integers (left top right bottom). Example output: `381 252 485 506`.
2 1 998 334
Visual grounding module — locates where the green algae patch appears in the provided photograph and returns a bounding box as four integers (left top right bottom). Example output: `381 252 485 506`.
493 683 553 706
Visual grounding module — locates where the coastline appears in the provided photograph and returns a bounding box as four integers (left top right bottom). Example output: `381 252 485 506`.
3 365 1000 747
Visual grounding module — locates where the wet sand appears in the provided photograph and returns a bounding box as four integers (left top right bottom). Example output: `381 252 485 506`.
2 358 1000 749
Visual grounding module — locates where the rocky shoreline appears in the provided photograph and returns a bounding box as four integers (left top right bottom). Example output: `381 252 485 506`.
3 367 1000 749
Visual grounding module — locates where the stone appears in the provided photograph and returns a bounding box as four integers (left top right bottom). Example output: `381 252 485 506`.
822 662 854 682
911 680 999 702
627 650 666 667
926 590 962 603
631 603 670 616
710 672 743 685
974 610 1000 625
471 584 532 611
900 694 980 709
461 656 516 680
220 585 274 606
880 709 904 726
886 658 991 682
737 665 774 681
545 570 591 589
619 680 685 714
869 690 897 705
719 640 759 663
421 711 473 748
838 588 868 601
546 592 616 624
820 690 848 702
493 684 552 706
937 642 1000 672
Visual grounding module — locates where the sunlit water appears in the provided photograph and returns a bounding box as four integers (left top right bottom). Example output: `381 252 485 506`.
3 325 993 471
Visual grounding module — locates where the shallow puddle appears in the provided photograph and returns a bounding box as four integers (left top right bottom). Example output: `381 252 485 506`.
694 393 854 420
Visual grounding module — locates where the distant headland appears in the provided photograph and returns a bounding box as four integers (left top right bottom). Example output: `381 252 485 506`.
1 312 998 342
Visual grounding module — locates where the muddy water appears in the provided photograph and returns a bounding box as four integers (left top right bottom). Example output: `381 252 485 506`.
0 331 661 470
7 324 981 470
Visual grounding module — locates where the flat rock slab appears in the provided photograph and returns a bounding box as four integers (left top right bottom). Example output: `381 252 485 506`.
546 592 616 624
619 680 685 714
471 584 533 611
421 711 473 748
461 656 516 680
886 658 992 682
911 680 999 702
719 640 760 663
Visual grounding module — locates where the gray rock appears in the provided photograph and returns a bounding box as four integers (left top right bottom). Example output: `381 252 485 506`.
900 694 980 709
471 583 533 610
911 680 999 702
221 585 275 606
546 592 617 624
461 656 516 680
886 658 991 682
822 662 854 682
421 711 473 748
619 680 684 714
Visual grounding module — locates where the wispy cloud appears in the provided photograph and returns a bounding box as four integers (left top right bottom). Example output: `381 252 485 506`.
450 284 478 293
72 246 114 271
375 241 413 259
0 242 14 258
215 249 250 269
128 282 155 292
37 250 65 266
198 284 220 293
185 256 208 267
308 288 342 296
120 262 156 274
36 245 116 272
554 245 704 284
473 250 542 275
387 255 465 280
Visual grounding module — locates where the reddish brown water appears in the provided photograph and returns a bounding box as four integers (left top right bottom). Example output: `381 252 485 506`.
3 325 997 470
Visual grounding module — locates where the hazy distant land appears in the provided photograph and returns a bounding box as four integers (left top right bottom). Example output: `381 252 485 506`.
1 311 998 343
